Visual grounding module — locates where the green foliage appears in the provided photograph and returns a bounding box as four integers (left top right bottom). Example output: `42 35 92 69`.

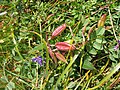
0 0 120 90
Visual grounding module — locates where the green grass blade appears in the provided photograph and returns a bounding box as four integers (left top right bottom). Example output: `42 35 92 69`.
88 62 120 90
52 53 79 89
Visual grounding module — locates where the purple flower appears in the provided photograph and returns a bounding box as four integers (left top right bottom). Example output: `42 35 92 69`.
114 44 119 51
32 56 43 66
114 40 120 51
118 40 120 45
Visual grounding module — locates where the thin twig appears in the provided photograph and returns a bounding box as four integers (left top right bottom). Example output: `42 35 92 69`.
108 7 118 41
68 26 74 37
109 77 120 89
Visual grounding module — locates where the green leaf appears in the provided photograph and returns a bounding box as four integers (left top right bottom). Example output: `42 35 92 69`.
82 60 95 70
93 42 103 50
96 27 105 35
13 56 21 61
89 48 97 55
28 43 44 54
5 82 15 90
118 51 120 58
96 38 106 43
49 77 54 84
0 76 8 83
84 54 92 61
109 54 117 62
15 67 20 72
67 81 76 89
86 44 97 55
112 52 119 58
89 29 97 40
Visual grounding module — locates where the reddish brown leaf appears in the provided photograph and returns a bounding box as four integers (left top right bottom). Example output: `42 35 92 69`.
82 22 90 45
82 22 89 37
46 14 54 20
98 14 107 28
0 22 3 29
0 5 9 9
51 24 66 39
87 24 96 40
55 52 67 64
47 45 57 63
55 42 75 51
105 26 112 30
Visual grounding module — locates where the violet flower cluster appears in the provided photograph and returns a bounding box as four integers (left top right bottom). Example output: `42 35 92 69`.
32 56 43 66
114 40 120 51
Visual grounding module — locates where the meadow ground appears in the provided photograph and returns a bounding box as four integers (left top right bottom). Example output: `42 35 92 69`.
0 0 120 90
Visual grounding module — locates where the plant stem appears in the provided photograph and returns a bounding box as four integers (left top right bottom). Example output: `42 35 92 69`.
108 8 118 41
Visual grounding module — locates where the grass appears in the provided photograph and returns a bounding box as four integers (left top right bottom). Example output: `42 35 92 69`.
0 0 120 90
